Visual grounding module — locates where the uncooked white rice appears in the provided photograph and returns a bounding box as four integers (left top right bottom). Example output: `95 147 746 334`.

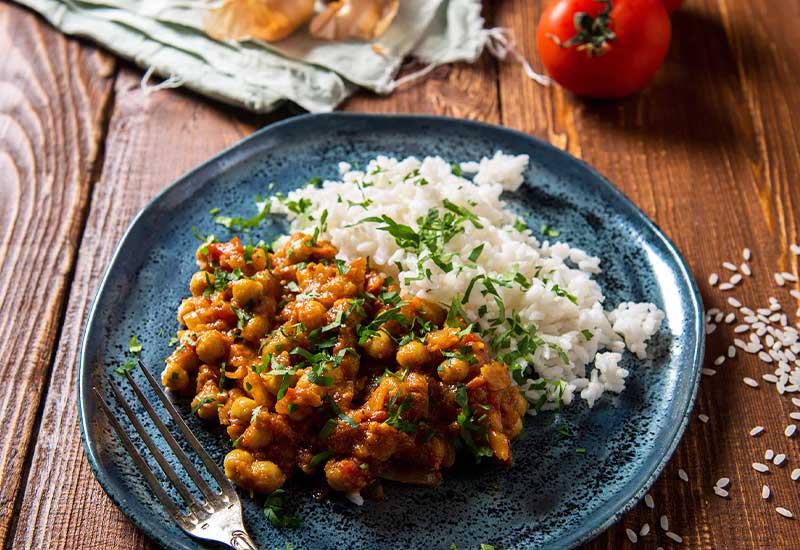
713 486 729 498
666 531 684 543
644 493 655 508
766 449 775 460
639 523 650 536
660 515 669 531
275 153 664 411
723 262 738 272
728 297 742 308
719 283 734 291
741 263 752 276
762 485 771 499
698 414 710 423
774 454 787 466
776 507 793 518
792 469 800 481
626 528 638 543
750 426 765 436
708 273 719 286
752 462 769 473
743 248 751 260
730 274 743 285
678 468 689 482
744 377 759 388
716 477 730 488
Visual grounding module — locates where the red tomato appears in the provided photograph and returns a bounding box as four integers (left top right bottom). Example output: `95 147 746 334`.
536 0 671 98
661 0 684 13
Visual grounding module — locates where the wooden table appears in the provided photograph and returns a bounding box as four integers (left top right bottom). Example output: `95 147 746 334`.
1 0 799 548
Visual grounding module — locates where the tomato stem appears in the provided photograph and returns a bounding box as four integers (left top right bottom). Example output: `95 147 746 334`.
554 0 616 57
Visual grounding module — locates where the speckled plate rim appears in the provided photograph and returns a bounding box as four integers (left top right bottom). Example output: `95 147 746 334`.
79 112 705 550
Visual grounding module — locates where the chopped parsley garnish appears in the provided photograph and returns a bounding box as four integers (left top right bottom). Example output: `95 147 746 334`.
384 391 416 433
513 218 528 233
576 448 586 454
212 267 243 293
168 333 179 347
191 226 217 255
214 196 272 232
209 207 220 215
356 307 409 345
115 334 143 376
468 243 484 262
309 449 334 468
581 329 594 340
128 335 142 354
540 223 560 238
264 489 301 529
334 259 350 275
231 305 252 330
455 385 493 461
191 396 216 414
451 163 463 177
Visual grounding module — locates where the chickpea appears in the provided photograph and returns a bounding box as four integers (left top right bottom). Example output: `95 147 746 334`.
229 396 257 422
488 430 510 462
362 330 395 360
396 340 433 370
232 278 263 307
240 424 272 449
437 357 470 383
298 300 327 331
162 363 190 391
413 298 446 326
249 460 286 493
480 362 512 391
253 271 280 300
224 450 286 494
189 271 213 296
243 371 273 406
167 366 192 391
324 458 368 493
241 315 270 343
249 247 268 272
195 330 230 364
191 390 220 420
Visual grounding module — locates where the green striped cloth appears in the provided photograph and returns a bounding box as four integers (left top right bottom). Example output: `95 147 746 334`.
17 0 485 112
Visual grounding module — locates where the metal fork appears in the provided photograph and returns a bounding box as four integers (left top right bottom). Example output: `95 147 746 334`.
94 360 259 549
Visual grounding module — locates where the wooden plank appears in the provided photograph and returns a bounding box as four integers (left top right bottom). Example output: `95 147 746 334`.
494 0 800 548
12 14 501 546
8 67 270 549
0 3 116 546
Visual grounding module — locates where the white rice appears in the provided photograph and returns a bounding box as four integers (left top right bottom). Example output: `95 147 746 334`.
275 153 663 410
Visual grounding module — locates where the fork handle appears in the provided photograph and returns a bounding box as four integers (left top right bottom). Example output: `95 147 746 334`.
230 530 258 549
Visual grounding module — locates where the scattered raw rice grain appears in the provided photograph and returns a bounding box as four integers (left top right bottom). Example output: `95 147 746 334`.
774 454 787 466
640 523 650 537
723 262 738 272
776 273 786 286
735 339 748 349
702 368 716 376
792 398 800 407
698 414 710 423
759 351 774 363
766 449 775 460
792 469 800 481
791 244 800 255
783 272 798 282
660 515 669 531
707 324 717 334
791 290 800 300
786 425 797 438
728 297 743 308
719 283 734 291
728 345 736 358
776 507 793 519
743 248 752 260
744 377 760 388
626 528 638 543
714 355 726 366
725 313 736 324
678 468 689 482
709 273 719 286
741 306 755 316
730 274 743 285
763 374 779 383
752 462 769 473
716 477 730 488
750 426 765 436
763 485 771 499
645 494 654 508
791 412 800 421
734 324 750 333
713 486 729 498
666 531 684 544
741 263 752 276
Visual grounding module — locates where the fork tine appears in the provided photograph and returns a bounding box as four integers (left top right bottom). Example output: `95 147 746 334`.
137 360 232 491
123 370 222 505
94 387 194 525
108 380 207 514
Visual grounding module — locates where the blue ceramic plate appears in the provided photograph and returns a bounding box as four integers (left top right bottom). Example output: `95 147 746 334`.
80 114 704 550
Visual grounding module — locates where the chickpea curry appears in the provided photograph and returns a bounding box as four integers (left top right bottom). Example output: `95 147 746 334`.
163 233 528 498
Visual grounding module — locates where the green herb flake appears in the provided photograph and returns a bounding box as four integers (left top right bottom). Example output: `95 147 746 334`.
451 163 463 177
309 449 334 468
264 489 301 529
191 397 216 414
468 243 485 263
540 223 561 238
581 329 594 340
129 335 142 354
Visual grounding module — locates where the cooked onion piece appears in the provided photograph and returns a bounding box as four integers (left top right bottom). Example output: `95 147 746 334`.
205 0 315 42
310 0 399 41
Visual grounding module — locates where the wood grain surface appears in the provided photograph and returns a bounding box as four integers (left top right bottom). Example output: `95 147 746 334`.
1 0 799 548
0 5 115 546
